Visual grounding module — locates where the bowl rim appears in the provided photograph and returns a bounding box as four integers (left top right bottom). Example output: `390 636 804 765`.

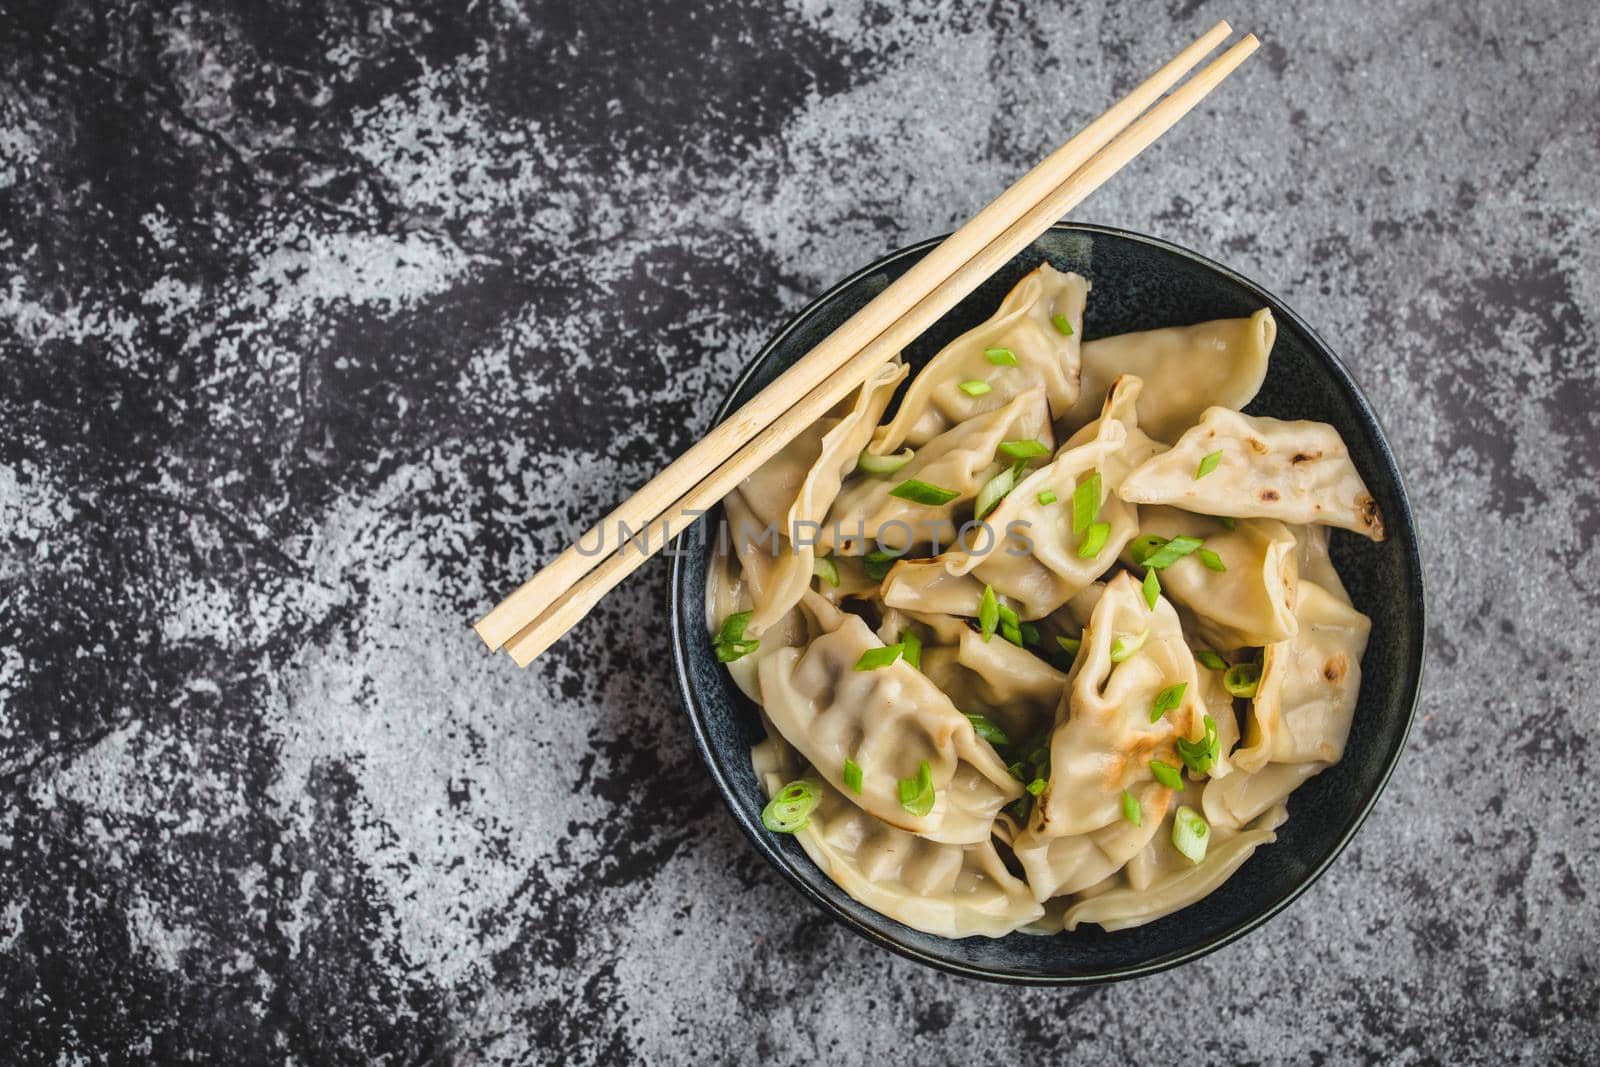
667 221 1426 984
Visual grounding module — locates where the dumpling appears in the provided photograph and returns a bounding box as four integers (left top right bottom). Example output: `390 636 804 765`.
1289 522 1350 601
1029 572 1206 839
709 491 812 702
1009 780 1169 901
1123 506 1299 649
868 264 1087 454
1060 310 1276 441
1231 579 1371 772
1057 374 1167 481
1118 407 1386 541
740 360 906 633
756 593 1022 843
941 378 1153 620
825 387 1052 555
1202 760 1324 831
753 735 1044 938
880 557 988 617
1191 654 1243 780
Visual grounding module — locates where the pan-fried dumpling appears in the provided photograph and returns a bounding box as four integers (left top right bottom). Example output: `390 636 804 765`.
880 557 988 617
1060 310 1276 441
868 264 1087 454
1010 780 1169 901
753 735 1044 937
1202 760 1324 831
1231 579 1371 772
1123 506 1299 649
1118 407 1385 541
757 593 1022 843
826 388 1052 555
941 379 1153 620
742 361 906 633
1030 573 1206 839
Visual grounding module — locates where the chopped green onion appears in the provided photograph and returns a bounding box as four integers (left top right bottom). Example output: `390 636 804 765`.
998 438 1050 460
1223 661 1262 697
761 778 822 833
1027 777 1047 797
1004 795 1032 823
1143 535 1205 569
1055 634 1082 658
714 611 760 663
1006 761 1028 782
1196 450 1223 480
1149 759 1183 790
889 479 960 506
1051 313 1075 336
1071 471 1103 534
1197 548 1226 572
853 644 904 671
898 759 935 817
1128 533 1167 566
1019 621 1040 647
1142 567 1161 610
1076 521 1110 558
900 629 923 669
863 548 903 582
997 603 1022 647
966 713 1010 746
983 346 1020 366
1194 650 1229 672
1036 489 1058 505
857 447 914 475
958 379 992 397
813 554 840 588
1120 790 1142 826
979 585 1000 643
975 464 1018 519
1150 681 1187 723
1177 714 1220 777
1212 515 1238 531
843 759 863 794
1110 631 1147 663
1172 805 1210 863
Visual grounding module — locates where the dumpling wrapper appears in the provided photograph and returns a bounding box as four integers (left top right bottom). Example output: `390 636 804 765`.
868 264 1087 454
753 734 1044 938
1202 760 1324 831
1060 309 1276 441
1010 780 1170 901
708 491 812 702
757 593 1022 844
1231 579 1371 773
1118 407 1386 541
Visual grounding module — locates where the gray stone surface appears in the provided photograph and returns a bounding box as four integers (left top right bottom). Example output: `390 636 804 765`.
1 0 1596 1062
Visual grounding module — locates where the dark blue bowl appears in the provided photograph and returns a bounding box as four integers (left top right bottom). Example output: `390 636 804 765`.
668 223 1425 983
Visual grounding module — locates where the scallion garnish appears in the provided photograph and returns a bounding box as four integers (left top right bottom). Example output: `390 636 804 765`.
813 554 840 588
1037 489 1058 505
975 464 1018 519
1128 533 1167 566
966 713 1010 746
983 346 1020 366
998 438 1050 460
857 447 914 475
958 379 992 397
979 585 1000 643
1194 650 1229 671
1196 450 1223 480
1213 515 1238 531
1071 470 1102 534
1142 535 1204 569
1120 790 1142 826
898 759 935 817
889 478 960 506
1004 795 1032 823
1019 621 1040 646
1177 714 1220 777
1150 681 1187 723
1055 633 1082 657
1076 520 1111 558
1197 548 1226 572
1142 567 1161 610
843 759 863 794
1051 313 1075 336
900 629 922 670
1007 760 1028 782
1223 661 1261 697
1027 777 1047 797
714 611 760 663
1109 631 1147 663
761 778 821 833
996 602 1023 646
1149 759 1183 790
863 548 903 582
1172 805 1210 863
853 644 904 671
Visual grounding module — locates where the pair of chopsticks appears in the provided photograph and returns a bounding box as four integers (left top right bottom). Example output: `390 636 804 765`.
475 22 1259 667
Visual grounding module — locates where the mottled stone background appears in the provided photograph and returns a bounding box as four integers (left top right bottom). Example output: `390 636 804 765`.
1 0 1595 1062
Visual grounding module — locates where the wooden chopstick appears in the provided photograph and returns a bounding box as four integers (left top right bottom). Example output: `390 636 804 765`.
500 33 1261 667
472 21 1235 654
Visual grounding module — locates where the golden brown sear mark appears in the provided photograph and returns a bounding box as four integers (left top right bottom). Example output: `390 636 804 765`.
1291 450 1322 464
1324 655 1348 684
1259 488 1280 501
